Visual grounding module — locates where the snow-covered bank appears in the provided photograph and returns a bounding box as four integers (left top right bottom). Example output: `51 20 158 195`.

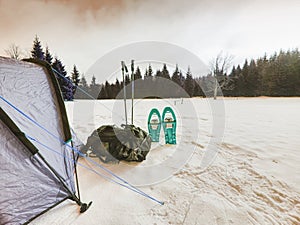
32 98 300 225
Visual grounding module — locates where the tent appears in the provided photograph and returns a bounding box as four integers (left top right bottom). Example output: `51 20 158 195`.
0 57 90 225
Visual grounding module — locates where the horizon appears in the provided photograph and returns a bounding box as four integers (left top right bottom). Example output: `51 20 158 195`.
1 0 300 81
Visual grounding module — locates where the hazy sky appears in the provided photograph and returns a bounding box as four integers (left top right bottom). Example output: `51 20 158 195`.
1 0 300 76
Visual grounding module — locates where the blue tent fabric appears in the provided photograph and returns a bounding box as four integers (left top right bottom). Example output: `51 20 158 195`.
0 57 80 224
0 119 70 225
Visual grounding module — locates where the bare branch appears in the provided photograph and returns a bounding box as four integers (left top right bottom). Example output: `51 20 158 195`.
210 51 234 76
209 51 234 99
4 44 23 60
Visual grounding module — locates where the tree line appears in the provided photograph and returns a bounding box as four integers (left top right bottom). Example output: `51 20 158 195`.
77 49 300 99
8 36 300 99
224 50 300 96
75 64 204 99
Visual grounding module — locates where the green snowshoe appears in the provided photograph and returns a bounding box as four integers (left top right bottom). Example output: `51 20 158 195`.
147 108 162 142
162 107 177 144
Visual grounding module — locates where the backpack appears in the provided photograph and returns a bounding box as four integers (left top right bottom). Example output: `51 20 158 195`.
82 124 151 163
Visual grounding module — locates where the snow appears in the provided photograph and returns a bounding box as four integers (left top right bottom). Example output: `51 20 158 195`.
32 97 300 225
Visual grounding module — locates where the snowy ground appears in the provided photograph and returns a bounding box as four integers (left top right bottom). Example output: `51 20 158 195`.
32 98 300 225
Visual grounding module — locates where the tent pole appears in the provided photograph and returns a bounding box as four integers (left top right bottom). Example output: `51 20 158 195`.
36 151 92 212
71 141 81 202
36 152 80 204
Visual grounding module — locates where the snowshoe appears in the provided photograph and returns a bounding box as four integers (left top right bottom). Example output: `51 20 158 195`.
162 107 177 144
147 108 162 142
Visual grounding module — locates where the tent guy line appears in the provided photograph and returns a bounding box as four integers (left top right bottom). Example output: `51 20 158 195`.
26 133 163 205
26 131 162 202
0 94 164 205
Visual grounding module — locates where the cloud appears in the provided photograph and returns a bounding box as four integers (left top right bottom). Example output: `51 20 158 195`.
1 0 299 75
43 0 124 12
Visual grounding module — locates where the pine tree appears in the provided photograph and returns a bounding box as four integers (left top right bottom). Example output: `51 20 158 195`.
110 78 121 98
161 64 170 79
225 66 237 96
91 75 96 86
235 65 243 96
71 65 80 86
257 55 268 95
179 70 185 87
71 65 80 96
134 67 142 80
125 74 130 85
155 69 162 77
193 81 204 97
73 75 88 99
31 36 45 60
52 57 73 100
114 78 121 97
148 64 153 77
247 59 260 96
184 66 195 97
80 75 88 88
98 84 107 99
90 76 100 98
64 78 74 100
241 59 249 96
64 77 74 101
104 81 112 98
144 69 148 78
144 64 153 79
52 57 67 76
45 46 53 64
172 64 181 86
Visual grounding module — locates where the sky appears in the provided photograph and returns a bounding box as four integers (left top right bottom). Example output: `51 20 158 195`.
1 0 300 80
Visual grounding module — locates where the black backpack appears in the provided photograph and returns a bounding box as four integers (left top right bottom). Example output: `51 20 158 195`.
82 124 151 163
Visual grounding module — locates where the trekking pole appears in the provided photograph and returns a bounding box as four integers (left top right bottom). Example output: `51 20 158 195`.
131 60 134 125
121 61 128 125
